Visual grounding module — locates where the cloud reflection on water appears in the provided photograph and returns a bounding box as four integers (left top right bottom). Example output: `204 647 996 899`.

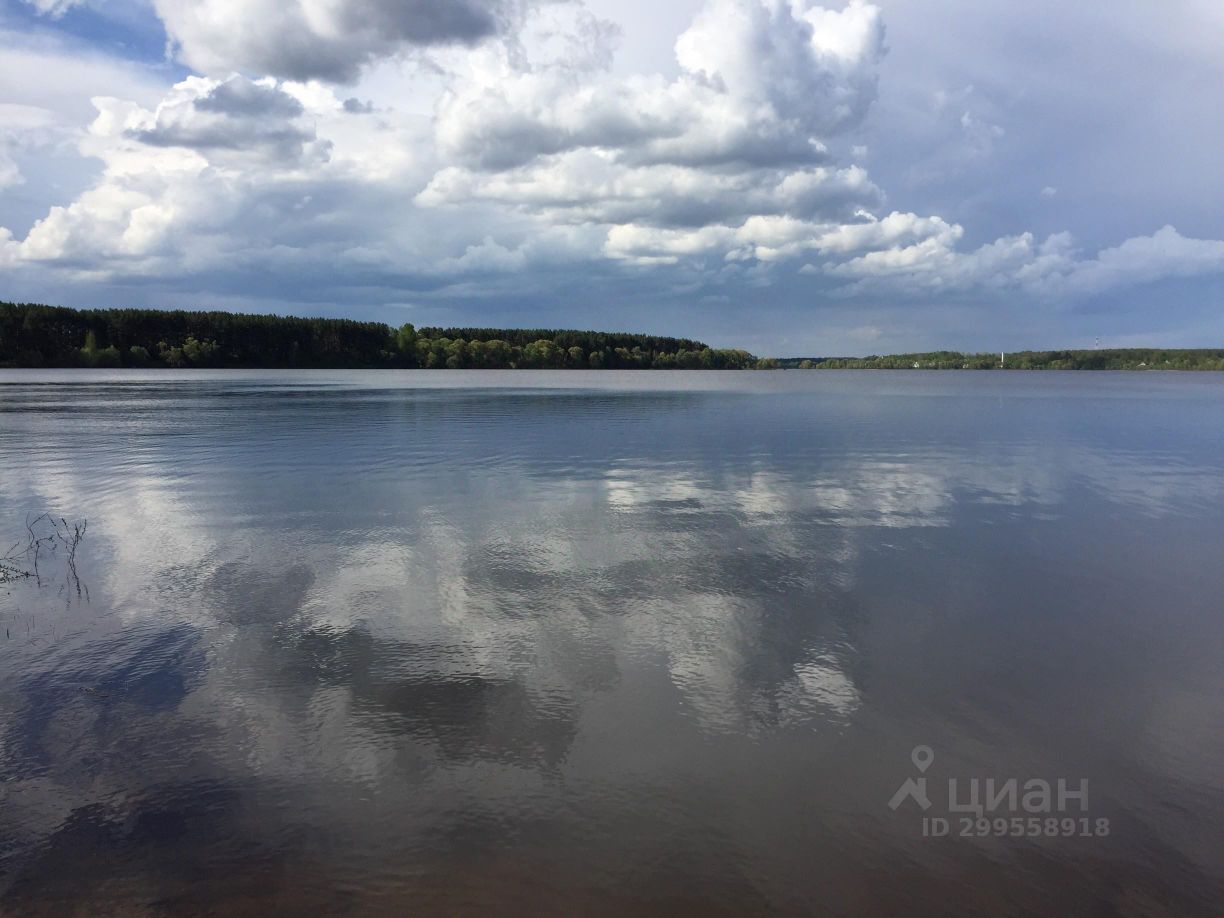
2 372 1224 912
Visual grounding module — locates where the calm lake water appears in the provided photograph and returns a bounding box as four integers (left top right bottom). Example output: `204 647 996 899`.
2 369 1224 915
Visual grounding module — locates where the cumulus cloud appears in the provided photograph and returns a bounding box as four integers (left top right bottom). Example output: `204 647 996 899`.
0 64 587 294
604 210 957 265
420 0 899 269
153 0 524 82
1058 226 1224 297
2 75 345 269
674 0 884 139
828 224 1224 299
434 0 886 171
127 76 327 165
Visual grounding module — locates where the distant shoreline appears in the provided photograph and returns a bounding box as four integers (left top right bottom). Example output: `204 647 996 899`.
1 301 758 370
5 302 1223 371
777 351 1224 371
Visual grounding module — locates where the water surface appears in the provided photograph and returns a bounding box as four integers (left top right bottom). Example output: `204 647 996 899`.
2 370 1224 914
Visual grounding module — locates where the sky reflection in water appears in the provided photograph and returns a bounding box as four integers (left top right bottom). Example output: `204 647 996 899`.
2 370 1224 914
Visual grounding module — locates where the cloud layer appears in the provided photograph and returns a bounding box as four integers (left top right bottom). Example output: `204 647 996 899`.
2 0 1224 351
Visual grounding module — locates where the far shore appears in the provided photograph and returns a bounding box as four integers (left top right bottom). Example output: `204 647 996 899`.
5 302 1223 371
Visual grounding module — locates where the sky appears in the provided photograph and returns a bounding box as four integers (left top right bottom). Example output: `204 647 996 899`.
1 0 1223 356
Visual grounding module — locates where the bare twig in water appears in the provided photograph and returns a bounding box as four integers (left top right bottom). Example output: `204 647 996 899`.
1 514 88 598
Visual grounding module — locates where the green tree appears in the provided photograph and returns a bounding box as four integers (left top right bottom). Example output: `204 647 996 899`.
160 343 187 367
395 323 417 359
181 337 220 366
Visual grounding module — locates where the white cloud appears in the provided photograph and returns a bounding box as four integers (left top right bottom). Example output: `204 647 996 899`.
418 1 906 272
1059 226 1224 297
2 74 384 269
433 0 885 171
828 225 1224 300
674 0 884 138
603 210 956 265
0 63 594 292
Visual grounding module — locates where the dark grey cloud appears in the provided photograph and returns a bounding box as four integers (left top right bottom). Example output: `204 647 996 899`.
354 0 501 46
194 78 304 119
130 121 316 159
128 76 322 163
153 0 521 83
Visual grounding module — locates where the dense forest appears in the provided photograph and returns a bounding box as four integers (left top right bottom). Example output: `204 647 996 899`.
781 350 1224 370
0 302 759 370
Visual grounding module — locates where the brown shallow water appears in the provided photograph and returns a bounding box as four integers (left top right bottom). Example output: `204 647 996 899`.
2 369 1224 915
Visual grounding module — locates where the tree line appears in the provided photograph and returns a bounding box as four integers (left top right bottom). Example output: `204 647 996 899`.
781 350 1224 370
0 302 760 370
9 302 1213 371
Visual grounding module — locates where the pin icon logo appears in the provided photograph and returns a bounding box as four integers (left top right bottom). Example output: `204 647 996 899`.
889 745 935 811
